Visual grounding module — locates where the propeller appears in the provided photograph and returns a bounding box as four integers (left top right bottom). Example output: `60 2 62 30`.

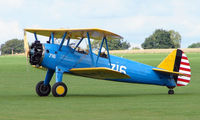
23 31 44 71
24 31 30 73
24 31 30 59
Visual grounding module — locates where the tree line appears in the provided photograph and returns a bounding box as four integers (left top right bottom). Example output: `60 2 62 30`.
0 39 24 55
142 29 181 49
142 29 199 49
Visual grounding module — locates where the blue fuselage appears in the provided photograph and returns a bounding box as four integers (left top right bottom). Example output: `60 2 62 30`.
41 43 176 87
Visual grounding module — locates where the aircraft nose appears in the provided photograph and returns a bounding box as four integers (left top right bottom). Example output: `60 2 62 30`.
29 41 44 66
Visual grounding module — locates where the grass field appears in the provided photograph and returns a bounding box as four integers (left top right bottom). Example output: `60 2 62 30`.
0 53 200 120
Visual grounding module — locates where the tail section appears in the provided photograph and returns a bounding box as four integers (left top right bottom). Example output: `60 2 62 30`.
157 49 191 86
175 51 191 86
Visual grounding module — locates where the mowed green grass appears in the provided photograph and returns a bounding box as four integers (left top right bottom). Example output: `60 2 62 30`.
0 53 199 120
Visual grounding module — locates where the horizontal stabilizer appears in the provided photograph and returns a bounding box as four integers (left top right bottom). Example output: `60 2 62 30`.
69 67 130 79
152 68 188 76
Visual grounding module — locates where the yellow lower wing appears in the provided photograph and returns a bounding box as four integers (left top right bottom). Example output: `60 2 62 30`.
69 67 130 79
32 65 47 71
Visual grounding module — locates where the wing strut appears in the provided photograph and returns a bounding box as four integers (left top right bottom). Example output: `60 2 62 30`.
96 37 105 65
51 32 54 44
95 37 111 68
34 32 38 41
66 37 71 46
87 32 95 66
105 37 111 68
59 32 67 51
72 37 84 53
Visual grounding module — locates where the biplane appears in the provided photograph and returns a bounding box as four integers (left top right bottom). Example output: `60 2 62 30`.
24 28 191 97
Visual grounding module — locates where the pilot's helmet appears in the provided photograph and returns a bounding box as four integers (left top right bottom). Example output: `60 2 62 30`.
101 47 106 53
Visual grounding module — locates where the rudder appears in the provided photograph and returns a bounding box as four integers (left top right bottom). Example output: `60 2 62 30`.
157 49 191 86
175 50 191 86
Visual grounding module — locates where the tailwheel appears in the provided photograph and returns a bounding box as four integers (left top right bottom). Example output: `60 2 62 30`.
168 89 174 95
52 82 68 97
36 81 51 96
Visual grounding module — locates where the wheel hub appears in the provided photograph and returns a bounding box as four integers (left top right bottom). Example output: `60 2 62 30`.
56 86 65 95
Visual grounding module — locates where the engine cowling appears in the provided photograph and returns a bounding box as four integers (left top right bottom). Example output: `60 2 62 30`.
29 41 44 66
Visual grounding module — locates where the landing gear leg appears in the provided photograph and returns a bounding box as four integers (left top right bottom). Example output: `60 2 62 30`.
168 89 174 95
167 86 175 95
36 69 54 96
52 66 68 97
44 69 55 85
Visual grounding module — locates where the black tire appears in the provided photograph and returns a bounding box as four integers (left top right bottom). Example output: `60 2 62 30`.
168 89 174 95
52 82 67 97
36 81 51 96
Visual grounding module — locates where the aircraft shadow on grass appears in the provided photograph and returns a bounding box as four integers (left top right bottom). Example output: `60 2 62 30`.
66 92 194 98
0 92 195 100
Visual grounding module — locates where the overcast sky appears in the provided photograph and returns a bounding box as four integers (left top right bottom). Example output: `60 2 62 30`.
0 0 200 48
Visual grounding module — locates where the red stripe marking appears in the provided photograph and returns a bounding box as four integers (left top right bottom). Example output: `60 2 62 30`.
185 74 191 77
179 67 191 72
177 84 185 86
181 62 190 66
182 56 188 60
177 78 190 83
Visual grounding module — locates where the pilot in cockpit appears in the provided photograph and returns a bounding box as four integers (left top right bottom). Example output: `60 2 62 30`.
100 47 107 58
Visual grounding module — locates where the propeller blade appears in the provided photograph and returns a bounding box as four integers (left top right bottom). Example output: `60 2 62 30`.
24 31 29 58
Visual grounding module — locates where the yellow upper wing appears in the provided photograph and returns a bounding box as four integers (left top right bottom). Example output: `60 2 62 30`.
24 28 123 40
69 67 130 79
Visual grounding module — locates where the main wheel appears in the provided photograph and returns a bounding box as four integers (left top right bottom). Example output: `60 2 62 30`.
36 81 51 96
52 82 68 97
168 89 174 95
